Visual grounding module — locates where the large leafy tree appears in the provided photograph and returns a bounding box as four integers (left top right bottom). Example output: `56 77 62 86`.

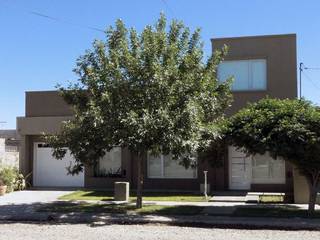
225 98 320 214
47 14 232 208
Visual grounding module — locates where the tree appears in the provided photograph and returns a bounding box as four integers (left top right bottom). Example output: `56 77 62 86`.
225 98 320 214
46 14 232 208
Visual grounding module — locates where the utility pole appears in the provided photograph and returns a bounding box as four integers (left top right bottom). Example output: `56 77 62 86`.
299 62 304 99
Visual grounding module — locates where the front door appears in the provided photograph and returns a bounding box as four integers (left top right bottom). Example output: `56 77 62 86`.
229 146 252 190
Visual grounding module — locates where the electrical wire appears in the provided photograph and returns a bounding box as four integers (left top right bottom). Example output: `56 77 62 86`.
305 67 320 70
0 1 105 33
302 71 320 92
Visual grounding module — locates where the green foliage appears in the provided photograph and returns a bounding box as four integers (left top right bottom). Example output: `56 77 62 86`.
0 166 25 192
225 98 320 171
46 14 232 173
225 98 320 213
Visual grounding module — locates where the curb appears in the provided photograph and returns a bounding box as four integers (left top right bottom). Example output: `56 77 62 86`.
1 213 320 231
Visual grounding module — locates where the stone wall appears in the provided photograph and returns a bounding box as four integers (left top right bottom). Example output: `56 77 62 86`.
0 138 19 168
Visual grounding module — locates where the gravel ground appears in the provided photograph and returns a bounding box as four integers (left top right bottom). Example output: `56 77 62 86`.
0 223 319 240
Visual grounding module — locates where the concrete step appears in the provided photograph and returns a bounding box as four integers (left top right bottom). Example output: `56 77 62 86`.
209 196 246 202
244 194 259 203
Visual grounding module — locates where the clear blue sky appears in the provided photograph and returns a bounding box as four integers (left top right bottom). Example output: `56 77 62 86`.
1 0 320 129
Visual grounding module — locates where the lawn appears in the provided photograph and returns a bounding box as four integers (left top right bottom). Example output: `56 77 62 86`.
38 202 204 216
59 190 208 202
259 195 284 203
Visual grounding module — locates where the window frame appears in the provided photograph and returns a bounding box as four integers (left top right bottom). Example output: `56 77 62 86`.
147 153 198 179
95 147 122 177
218 58 268 92
251 154 286 184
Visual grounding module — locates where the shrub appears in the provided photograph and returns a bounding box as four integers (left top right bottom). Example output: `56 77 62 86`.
0 166 26 192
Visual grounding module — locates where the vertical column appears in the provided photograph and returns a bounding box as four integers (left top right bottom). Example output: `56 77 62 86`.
19 135 29 176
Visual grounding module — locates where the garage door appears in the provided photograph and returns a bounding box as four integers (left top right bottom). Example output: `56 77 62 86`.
33 143 84 187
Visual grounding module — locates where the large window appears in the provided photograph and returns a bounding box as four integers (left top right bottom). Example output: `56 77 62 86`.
148 154 197 179
251 153 285 184
96 147 122 177
218 59 267 91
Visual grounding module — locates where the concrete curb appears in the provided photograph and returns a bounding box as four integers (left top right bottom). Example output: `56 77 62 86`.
1 212 320 230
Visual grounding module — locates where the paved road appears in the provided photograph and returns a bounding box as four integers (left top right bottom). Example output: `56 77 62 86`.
0 223 319 240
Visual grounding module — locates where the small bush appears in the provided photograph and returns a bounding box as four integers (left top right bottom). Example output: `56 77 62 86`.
0 166 26 192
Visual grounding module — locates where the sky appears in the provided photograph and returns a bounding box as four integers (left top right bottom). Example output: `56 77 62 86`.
1 0 320 129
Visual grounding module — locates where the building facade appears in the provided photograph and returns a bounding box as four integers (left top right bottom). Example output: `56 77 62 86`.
17 34 297 195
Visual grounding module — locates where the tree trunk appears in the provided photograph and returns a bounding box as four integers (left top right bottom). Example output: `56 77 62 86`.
306 172 319 215
308 186 317 215
136 152 144 209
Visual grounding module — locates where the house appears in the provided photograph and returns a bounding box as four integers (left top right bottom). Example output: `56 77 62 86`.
0 129 20 168
17 34 299 199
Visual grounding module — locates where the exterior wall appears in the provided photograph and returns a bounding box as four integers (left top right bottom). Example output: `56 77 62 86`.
26 91 73 117
212 34 297 116
293 168 308 203
0 138 19 168
0 130 20 168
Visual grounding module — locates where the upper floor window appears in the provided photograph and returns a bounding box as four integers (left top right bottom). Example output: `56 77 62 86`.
218 59 267 91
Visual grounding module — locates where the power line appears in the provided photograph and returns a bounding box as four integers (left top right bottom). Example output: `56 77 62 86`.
305 67 320 70
29 11 105 33
0 2 105 33
302 71 320 92
299 63 320 99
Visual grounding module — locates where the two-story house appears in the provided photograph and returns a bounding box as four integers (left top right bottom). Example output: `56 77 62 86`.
17 34 299 200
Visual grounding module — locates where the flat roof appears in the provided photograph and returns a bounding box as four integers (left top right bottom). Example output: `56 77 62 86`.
211 33 296 42
25 90 58 93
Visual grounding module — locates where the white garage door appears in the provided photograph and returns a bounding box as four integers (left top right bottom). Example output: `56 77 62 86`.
33 143 84 187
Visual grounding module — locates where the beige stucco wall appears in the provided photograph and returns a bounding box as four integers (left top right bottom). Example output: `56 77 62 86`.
17 116 73 135
293 167 320 204
293 168 309 203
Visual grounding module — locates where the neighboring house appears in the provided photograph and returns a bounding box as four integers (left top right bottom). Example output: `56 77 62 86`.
17 34 299 198
0 129 20 168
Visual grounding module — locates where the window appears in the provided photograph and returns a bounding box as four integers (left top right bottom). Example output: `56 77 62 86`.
218 59 267 91
251 153 285 184
96 147 122 176
147 153 197 179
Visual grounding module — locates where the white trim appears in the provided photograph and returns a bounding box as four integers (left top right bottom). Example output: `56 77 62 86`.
228 146 252 190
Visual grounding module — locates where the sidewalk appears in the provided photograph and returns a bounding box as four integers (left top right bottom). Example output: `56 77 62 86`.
1 209 320 230
1 191 320 230
0 201 320 230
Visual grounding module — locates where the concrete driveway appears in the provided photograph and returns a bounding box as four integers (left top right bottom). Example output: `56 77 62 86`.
0 190 73 221
0 190 72 205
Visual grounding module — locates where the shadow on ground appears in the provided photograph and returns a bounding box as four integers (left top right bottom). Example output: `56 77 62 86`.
1 201 320 231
